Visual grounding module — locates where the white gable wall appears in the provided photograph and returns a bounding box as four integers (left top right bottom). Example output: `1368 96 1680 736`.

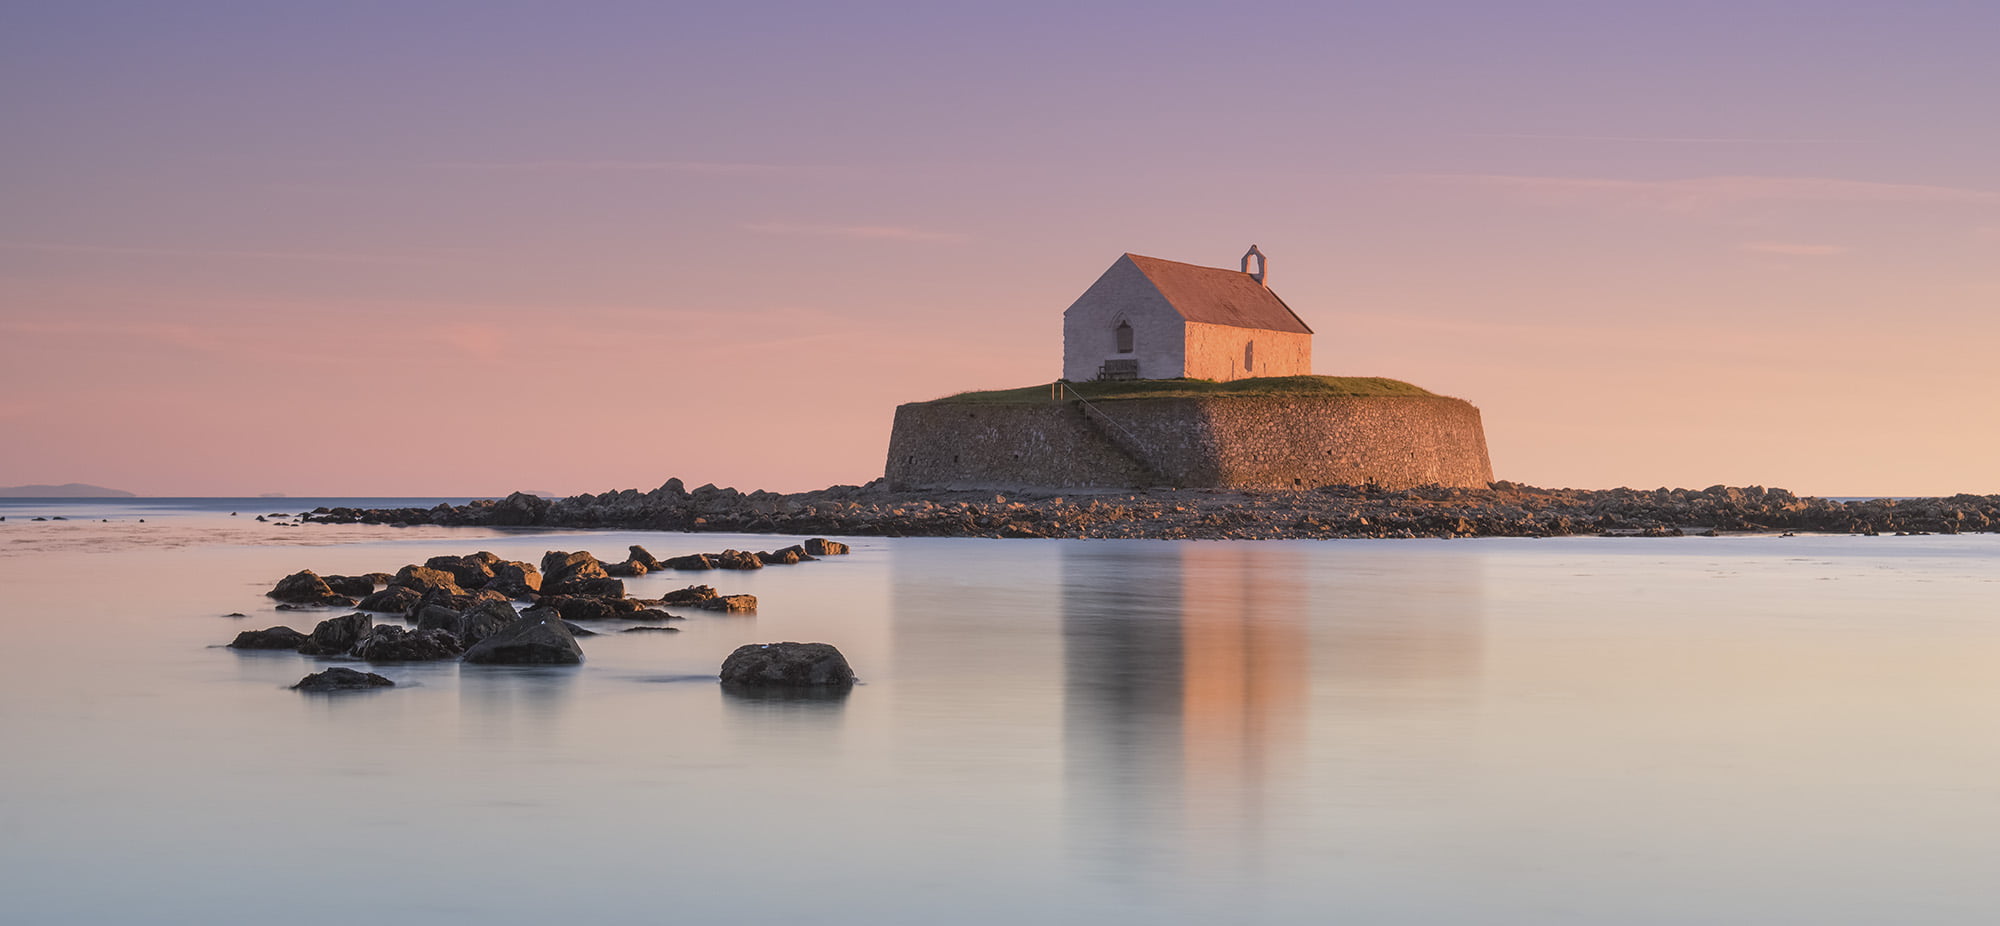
1062 256 1186 381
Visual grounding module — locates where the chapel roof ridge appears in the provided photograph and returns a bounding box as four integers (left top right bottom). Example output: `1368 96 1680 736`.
1118 251 1312 335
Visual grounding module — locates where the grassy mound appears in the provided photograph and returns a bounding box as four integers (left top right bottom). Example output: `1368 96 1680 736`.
922 375 1439 405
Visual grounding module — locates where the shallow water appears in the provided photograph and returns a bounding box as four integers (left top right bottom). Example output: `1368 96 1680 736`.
2 506 1998 924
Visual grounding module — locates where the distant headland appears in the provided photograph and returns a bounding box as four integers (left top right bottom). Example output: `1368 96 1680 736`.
0 483 136 498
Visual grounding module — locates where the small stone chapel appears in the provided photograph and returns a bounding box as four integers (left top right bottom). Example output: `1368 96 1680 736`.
1061 246 1313 382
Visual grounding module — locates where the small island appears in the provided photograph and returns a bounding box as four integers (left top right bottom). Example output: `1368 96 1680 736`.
886 250 1493 493
0 483 136 498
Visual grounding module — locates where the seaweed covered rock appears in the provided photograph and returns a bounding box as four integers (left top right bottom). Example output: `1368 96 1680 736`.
626 545 663 571
719 642 855 688
390 564 466 596
266 570 355 606
694 594 757 613
229 626 310 650
483 561 542 598
322 575 377 598
540 551 608 590
486 491 551 526
530 596 618 623
292 667 394 691
351 625 464 662
355 586 421 613
424 554 496 590
658 585 717 605
456 598 521 646
298 612 375 656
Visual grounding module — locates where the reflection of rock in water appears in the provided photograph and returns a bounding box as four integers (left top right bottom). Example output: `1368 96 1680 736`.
458 665 581 739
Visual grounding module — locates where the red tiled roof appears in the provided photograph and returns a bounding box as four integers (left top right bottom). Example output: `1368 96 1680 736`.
1122 254 1312 334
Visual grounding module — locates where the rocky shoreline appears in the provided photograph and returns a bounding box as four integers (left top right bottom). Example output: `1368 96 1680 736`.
292 479 2000 540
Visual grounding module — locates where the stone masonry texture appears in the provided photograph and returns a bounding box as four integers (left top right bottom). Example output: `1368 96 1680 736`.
885 395 1494 491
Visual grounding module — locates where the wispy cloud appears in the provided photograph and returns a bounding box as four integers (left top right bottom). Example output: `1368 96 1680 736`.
1411 174 2000 213
0 240 437 265
432 323 509 362
1464 133 1864 145
740 222 966 243
437 159 798 174
1740 241 1850 256
0 318 225 352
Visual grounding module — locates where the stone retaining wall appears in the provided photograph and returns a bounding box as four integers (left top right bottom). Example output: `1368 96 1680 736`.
886 395 1494 491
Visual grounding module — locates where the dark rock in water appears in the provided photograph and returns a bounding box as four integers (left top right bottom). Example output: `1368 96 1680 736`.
230 626 310 650
719 642 855 687
694 594 757 613
630 608 683 622
463 609 583 665
658 584 717 605
571 577 625 598
356 586 422 614
223 612 247 618
540 550 607 586
562 621 597 637
415 604 466 635
484 561 542 598
755 548 803 566
457 598 520 646
351 625 464 662
804 538 849 556
292 667 394 691
424 554 496 589
714 550 763 570
533 596 618 623
662 553 715 571
322 575 376 598
622 625 680 633
390 564 467 596
266 570 354 606
363 572 395 586
487 491 551 526
298 612 375 656
627 545 662 570
406 587 472 623
605 558 648 577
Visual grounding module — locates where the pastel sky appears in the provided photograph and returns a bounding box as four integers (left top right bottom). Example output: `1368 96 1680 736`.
4 1 1997 497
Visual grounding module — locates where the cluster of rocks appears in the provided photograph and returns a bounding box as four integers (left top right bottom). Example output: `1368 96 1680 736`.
229 592 585 667
233 541 851 683
280 479 2000 540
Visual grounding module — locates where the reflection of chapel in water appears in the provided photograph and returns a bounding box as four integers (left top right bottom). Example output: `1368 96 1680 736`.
1059 543 1484 874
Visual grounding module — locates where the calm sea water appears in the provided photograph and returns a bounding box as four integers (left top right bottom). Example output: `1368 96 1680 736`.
2 500 1998 924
